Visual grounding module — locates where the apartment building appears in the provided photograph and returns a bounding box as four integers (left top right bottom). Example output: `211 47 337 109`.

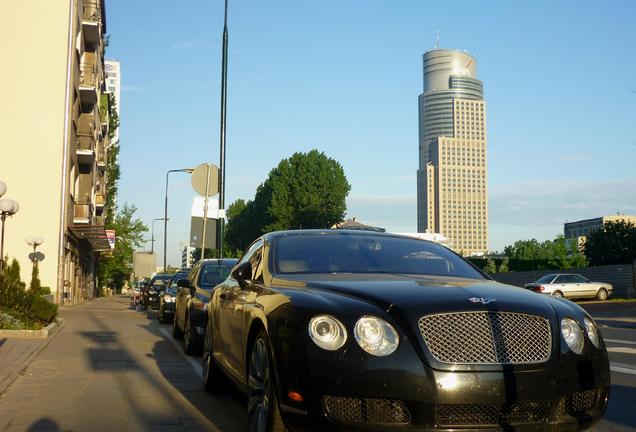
0 0 112 302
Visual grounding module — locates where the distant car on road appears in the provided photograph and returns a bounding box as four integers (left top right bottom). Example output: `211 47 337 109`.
524 273 613 300
142 274 173 310
172 258 238 354
157 268 190 323
201 230 610 431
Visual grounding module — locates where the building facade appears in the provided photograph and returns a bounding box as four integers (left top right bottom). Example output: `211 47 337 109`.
416 49 488 256
564 214 636 249
0 0 112 302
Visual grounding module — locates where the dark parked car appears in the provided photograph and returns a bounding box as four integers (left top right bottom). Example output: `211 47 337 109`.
202 230 610 432
142 274 173 310
173 258 238 354
157 268 190 323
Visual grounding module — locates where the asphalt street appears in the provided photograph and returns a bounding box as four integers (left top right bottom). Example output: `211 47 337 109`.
0 296 634 431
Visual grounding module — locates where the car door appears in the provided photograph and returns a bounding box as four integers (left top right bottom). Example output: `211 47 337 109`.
217 240 264 379
552 275 571 297
572 274 595 298
176 262 200 330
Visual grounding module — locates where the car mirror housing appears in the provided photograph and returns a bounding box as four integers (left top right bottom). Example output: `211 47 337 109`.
176 278 190 288
232 261 252 282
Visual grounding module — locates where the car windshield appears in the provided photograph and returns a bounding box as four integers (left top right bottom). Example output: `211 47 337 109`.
199 262 235 289
273 233 485 279
536 274 556 283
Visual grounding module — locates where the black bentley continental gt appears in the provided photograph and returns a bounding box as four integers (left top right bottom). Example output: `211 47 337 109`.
202 230 610 432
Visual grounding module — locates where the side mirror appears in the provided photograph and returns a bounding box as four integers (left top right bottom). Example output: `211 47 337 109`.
232 261 252 282
176 278 190 288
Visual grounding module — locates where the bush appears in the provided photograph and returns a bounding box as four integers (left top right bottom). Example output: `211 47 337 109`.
30 296 58 323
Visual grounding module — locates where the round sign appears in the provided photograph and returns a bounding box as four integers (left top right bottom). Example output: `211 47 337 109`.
191 163 219 197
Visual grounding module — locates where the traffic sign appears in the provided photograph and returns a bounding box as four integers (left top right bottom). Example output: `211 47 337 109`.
191 163 219 197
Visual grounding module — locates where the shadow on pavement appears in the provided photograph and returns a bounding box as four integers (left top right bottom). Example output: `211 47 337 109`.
603 384 636 430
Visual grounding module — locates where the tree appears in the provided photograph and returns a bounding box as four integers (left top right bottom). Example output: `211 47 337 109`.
483 257 497 274
584 220 636 266
98 204 148 292
503 235 586 270
104 93 120 225
498 257 509 273
225 150 351 252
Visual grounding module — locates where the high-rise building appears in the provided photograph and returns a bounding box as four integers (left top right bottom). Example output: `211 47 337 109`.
416 49 488 256
105 59 120 143
1 0 112 302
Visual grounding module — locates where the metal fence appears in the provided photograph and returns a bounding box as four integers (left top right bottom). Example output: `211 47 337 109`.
490 262 635 299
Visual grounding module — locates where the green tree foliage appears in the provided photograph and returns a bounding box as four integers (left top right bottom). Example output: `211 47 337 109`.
498 257 509 273
0 259 58 327
225 150 351 252
584 220 636 266
98 204 148 292
503 235 587 270
29 261 42 295
104 94 120 226
483 257 497 274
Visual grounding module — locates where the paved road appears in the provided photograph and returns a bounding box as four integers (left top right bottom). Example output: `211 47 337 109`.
0 295 246 431
1 296 634 431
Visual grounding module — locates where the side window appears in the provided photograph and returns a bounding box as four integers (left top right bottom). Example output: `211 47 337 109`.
574 275 588 283
238 240 264 283
554 275 567 283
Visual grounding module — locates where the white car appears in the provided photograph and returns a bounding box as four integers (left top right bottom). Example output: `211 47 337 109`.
524 273 613 300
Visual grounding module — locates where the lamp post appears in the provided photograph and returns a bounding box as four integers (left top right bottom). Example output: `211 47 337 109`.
0 181 20 272
26 236 44 268
164 168 194 273
217 0 229 258
151 218 167 255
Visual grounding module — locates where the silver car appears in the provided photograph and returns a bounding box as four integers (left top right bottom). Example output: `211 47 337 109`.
524 273 613 300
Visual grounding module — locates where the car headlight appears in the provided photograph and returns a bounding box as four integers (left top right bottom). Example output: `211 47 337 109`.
163 294 174 303
308 315 347 351
584 317 600 348
561 318 584 354
354 316 399 356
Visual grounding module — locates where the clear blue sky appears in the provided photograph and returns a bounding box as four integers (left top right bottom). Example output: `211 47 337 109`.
107 0 636 266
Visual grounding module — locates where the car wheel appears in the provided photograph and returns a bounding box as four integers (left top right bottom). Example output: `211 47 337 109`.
202 324 226 393
247 331 286 432
184 316 201 355
596 288 608 301
172 308 183 339
552 290 563 298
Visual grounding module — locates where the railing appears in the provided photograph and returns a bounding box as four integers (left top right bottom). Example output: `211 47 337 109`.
77 135 95 151
97 143 106 165
73 197 94 223
82 1 101 23
79 63 97 87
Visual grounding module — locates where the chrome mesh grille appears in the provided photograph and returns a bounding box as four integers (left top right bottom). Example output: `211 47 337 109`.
436 401 550 426
323 396 411 425
419 312 551 364
555 389 599 417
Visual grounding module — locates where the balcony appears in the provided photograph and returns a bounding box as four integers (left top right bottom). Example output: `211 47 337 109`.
77 113 96 164
95 193 105 209
97 142 106 168
71 197 94 225
82 1 103 46
79 53 99 106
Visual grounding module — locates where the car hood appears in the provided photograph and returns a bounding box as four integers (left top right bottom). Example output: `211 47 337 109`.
276 273 557 318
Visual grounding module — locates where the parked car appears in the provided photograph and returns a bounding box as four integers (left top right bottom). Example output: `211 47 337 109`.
157 268 190 323
142 274 173 310
173 258 238 354
201 230 610 431
524 273 613 301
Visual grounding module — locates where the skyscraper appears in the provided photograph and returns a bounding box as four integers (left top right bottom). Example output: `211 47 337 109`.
417 49 488 256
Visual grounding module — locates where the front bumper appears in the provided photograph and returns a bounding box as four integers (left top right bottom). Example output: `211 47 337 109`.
275 340 610 431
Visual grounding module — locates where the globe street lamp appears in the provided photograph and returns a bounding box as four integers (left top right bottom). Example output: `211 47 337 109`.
0 181 20 271
26 236 44 270
164 168 194 273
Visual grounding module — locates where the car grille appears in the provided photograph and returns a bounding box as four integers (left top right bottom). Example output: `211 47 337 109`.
436 401 550 426
555 389 599 417
418 312 552 364
323 396 411 425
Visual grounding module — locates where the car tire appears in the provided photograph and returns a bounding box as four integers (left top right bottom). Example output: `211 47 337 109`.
552 291 563 298
247 331 286 432
596 288 608 301
184 316 202 355
172 309 183 339
202 323 226 393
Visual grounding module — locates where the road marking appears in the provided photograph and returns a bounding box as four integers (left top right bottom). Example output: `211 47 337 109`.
607 347 636 355
611 364 636 376
159 327 203 377
604 338 636 346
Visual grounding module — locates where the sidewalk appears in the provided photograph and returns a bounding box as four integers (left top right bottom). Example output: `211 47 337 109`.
0 337 49 395
0 295 247 431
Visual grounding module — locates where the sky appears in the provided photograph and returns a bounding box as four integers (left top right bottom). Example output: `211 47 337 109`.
106 0 636 266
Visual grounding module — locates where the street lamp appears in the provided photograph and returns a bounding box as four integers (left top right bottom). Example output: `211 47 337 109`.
151 217 168 255
0 181 20 272
217 0 229 258
26 236 44 268
164 168 194 273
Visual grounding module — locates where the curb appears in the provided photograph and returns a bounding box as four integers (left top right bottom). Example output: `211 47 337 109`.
0 319 62 339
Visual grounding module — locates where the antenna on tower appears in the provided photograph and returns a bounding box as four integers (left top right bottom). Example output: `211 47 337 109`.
435 30 440 49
